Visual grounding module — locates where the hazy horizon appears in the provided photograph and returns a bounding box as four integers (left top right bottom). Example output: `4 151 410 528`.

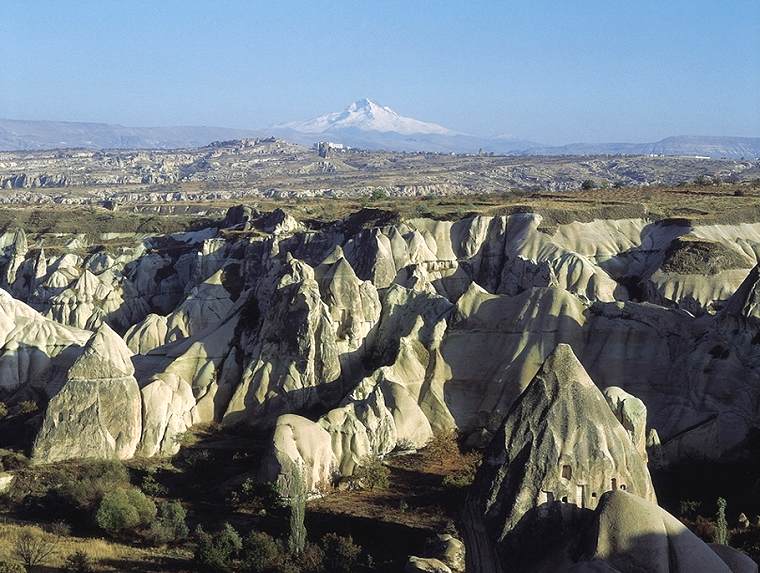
2 0 759 145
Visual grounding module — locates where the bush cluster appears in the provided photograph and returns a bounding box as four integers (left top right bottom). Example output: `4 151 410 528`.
146 500 190 545
194 524 361 573
95 488 156 534
352 455 390 491
64 551 94 573
195 523 242 572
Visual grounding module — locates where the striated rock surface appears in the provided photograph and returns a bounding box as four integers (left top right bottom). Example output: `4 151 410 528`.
0 208 757 477
603 386 649 461
579 491 736 573
32 324 142 463
261 414 336 493
463 344 656 573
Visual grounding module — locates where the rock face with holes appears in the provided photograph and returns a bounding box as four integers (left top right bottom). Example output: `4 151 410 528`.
574 490 751 573
463 344 656 573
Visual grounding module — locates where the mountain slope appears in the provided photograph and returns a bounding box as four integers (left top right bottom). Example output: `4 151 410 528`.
2 104 758 158
0 118 265 151
278 98 454 135
523 135 760 159
271 98 536 153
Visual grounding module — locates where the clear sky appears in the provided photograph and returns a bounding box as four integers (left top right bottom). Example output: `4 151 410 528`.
2 0 758 144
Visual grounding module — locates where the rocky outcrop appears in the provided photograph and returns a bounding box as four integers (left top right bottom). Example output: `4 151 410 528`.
261 414 336 493
463 344 655 573
404 557 452 573
32 324 142 463
577 491 741 573
0 208 757 476
223 256 342 425
0 288 91 393
603 386 649 461
125 269 235 353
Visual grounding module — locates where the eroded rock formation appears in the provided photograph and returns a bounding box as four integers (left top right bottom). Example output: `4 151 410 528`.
463 344 656 572
0 207 755 477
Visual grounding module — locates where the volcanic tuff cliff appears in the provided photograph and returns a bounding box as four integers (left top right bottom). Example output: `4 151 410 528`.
0 207 760 477
462 345 757 573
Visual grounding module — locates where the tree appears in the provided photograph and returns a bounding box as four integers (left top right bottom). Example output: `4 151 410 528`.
287 464 307 555
425 431 459 469
95 488 156 534
147 500 189 545
715 497 729 545
241 531 284 573
13 530 58 569
194 523 242 572
321 533 361 573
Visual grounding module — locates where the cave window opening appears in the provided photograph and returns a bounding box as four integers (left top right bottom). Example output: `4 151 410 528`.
561 496 568 503
611 478 618 490
561 464 572 480
620 484 626 491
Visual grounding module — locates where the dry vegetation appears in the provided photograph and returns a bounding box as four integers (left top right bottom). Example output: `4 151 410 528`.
2 181 759 239
0 521 190 572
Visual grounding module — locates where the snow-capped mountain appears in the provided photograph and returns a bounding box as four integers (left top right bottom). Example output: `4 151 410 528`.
277 98 455 136
270 98 538 153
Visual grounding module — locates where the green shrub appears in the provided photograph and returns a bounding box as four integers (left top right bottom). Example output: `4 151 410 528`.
0 450 28 472
64 551 94 573
141 472 168 497
0 560 26 573
241 531 285 573
320 533 361 573
147 500 189 545
57 460 131 512
95 488 156 534
352 455 390 491
194 523 242 572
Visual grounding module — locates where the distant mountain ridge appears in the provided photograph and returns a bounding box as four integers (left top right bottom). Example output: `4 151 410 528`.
277 98 454 135
0 118 265 151
270 98 536 153
1 100 758 159
524 135 760 159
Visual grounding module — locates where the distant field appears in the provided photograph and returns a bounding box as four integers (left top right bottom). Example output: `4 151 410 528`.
0 182 758 237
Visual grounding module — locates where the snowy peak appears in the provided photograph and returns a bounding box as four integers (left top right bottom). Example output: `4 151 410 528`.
279 98 455 135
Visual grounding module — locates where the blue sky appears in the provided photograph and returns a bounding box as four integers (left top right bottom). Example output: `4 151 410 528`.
2 0 758 144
